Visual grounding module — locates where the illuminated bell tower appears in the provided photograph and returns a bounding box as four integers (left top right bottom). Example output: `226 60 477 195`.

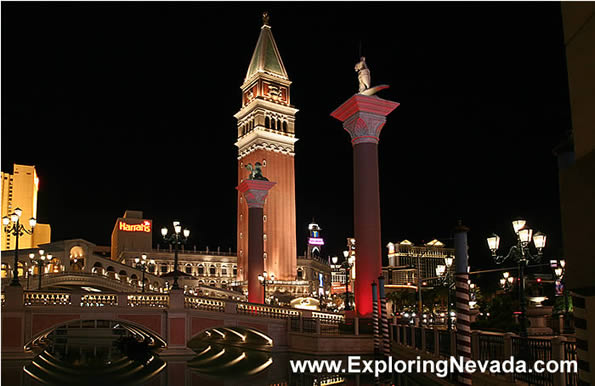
235 13 298 282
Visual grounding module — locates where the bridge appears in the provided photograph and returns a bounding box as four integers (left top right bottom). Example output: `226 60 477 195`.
1 285 373 359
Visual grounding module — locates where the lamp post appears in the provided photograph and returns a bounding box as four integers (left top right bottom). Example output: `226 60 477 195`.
29 249 50 290
435 255 454 330
257 271 275 304
341 250 354 311
499 271 515 292
487 218 547 338
3 207 36 286
135 253 155 293
553 259 571 334
161 221 190 290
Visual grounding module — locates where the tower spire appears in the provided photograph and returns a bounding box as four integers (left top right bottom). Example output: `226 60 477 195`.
244 12 288 85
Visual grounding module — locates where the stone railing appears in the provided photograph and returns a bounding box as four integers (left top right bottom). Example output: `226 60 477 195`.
237 303 301 319
312 311 344 324
185 296 225 312
24 292 72 306
81 294 118 307
127 294 169 308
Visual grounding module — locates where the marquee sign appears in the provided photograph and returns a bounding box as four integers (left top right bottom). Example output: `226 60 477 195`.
308 237 324 246
119 220 151 233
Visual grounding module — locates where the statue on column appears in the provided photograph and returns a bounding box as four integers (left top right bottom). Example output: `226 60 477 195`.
245 162 268 181
355 56 371 93
354 57 390 96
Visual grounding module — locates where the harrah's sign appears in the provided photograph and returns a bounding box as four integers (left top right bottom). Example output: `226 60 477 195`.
119 220 151 233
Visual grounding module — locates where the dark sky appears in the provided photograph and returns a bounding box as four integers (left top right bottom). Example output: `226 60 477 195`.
2 2 570 288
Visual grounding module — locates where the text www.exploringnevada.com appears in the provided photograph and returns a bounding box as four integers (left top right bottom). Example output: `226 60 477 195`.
289 356 577 378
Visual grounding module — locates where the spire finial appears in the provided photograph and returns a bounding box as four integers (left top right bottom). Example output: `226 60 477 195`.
262 12 270 26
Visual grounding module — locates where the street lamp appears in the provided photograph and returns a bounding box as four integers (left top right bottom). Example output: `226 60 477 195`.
553 259 571 333
341 250 353 311
487 218 547 338
435 254 455 330
258 271 275 303
135 253 155 293
161 221 190 290
29 249 50 290
499 271 515 292
3 208 36 286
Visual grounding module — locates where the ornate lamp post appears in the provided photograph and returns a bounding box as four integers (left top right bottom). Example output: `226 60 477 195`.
435 255 454 330
135 253 155 293
499 271 515 292
553 259 572 333
161 221 190 290
3 208 36 286
341 250 354 311
257 271 275 304
29 249 50 290
487 218 547 338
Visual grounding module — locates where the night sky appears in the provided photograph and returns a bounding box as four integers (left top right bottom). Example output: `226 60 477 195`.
2 2 570 290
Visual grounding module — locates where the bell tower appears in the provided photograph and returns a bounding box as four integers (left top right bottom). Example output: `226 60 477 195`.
234 13 298 282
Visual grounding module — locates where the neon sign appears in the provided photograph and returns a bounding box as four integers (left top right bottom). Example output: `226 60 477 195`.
119 220 151 233
308 237 324 246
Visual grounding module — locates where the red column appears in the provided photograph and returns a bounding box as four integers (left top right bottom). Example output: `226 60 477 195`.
237 180 276 304
331 94 399 317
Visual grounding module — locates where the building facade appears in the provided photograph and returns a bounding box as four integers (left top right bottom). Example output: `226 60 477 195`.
235 14 298 283
1 164 51 250
383 239 454 287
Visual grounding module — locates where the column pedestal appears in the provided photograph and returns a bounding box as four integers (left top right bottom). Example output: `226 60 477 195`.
332 94 399 317
237 179 276 304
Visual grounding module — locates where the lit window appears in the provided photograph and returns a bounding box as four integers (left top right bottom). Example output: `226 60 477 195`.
263 215 267 222
262 159 267 167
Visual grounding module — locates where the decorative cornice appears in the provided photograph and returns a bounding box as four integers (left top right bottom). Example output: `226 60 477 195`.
234 98 298 120
235 128 298 157
237 180 277 208
331 94 399 146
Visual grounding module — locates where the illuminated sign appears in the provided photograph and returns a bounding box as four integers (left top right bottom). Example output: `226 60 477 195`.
119 220 151 233
308 237 324 246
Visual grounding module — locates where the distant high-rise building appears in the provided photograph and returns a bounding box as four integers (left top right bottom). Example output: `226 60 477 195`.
235 13 298 282
1 164 51 250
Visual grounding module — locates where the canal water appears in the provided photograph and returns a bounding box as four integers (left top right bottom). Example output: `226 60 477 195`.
1 332 441 386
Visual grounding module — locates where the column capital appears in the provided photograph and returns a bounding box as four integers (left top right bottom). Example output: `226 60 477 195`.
331 94 399 145
237 180 277 208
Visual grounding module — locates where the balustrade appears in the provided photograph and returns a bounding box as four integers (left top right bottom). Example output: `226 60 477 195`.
185 296 225 312
24 292 71 306
237 303 300 319
81 294 118 307
127 294 169 308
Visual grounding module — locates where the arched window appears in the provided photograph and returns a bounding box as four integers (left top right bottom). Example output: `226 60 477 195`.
221 265 228 276
297 268 304 280
209 265 216 276
185 264 192 274
283 121 288 132
148 264 155 273
198 265 204 275
69 246 85 271
265 116 270 128
221 281 228 289
209 280 216 287
233 265 237 276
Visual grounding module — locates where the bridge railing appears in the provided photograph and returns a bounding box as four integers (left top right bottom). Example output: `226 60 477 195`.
237 303 301 319
185 297 225 312
24 292 72 306
7 290 345 324
127 294 169 308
